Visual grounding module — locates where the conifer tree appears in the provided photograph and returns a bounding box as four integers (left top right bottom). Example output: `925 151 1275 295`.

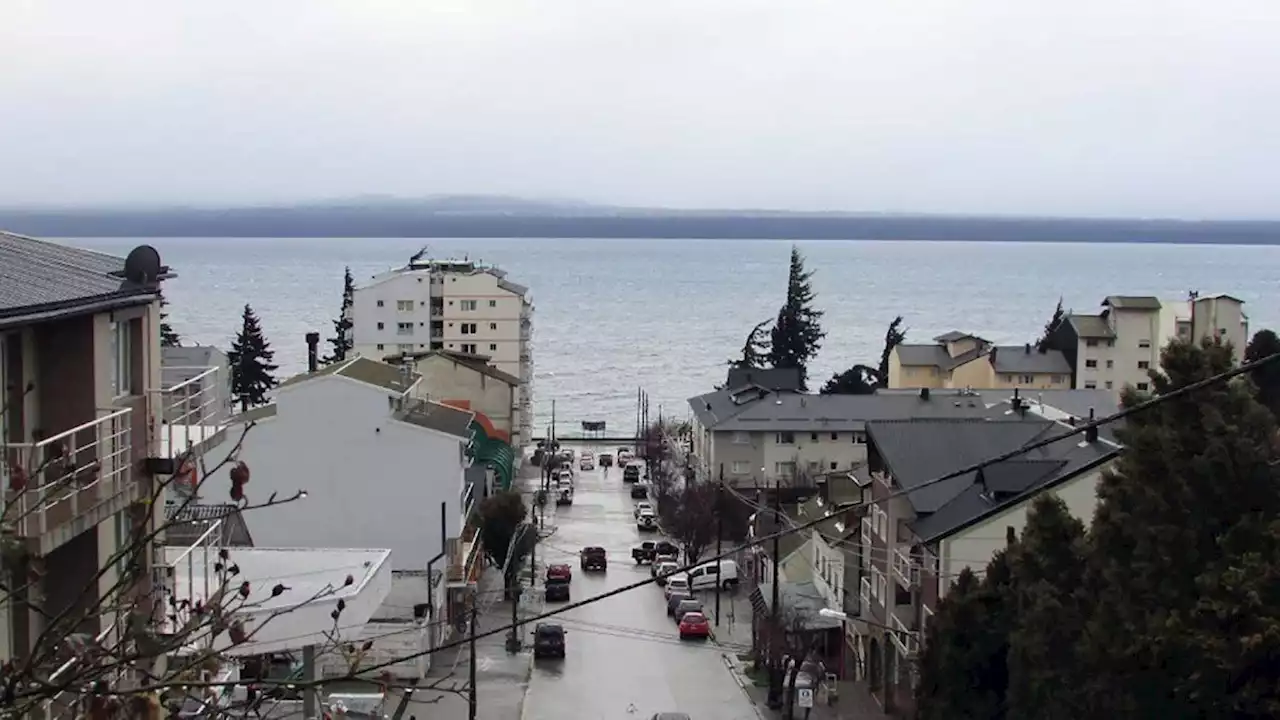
324 266 355 364
1078 337 1280 716
728 318 772 369
159 290 181 347
1244 328 1280 420
767 245 825 391
877 315 906 386
1006 494 1088 719
1036 297 1066 350
228 304 279 408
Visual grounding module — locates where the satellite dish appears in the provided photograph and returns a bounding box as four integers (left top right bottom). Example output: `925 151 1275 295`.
123 245 163 284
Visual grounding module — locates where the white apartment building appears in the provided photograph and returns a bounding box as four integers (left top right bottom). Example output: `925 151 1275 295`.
350 256 534 448
1046 294 1248 394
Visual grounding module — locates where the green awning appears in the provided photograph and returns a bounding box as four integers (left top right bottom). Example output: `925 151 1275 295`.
468 419 515 490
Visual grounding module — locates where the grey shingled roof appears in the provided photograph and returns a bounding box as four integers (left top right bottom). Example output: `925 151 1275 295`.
989 346 1072 375
688 387 998 432
1102 295 1161 311
0 231 158 320
281 357 421 394
417 350 521 386
725 367 803 392
933 331 987 344
895 342 987 371
394 399 474 439
874 387 1124 444
1067 314 1115 339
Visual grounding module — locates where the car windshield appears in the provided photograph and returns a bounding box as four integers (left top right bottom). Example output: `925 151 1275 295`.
584 547 604 554
682 613 705 623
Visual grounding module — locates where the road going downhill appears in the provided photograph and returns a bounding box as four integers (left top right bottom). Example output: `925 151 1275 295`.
519 447 760 720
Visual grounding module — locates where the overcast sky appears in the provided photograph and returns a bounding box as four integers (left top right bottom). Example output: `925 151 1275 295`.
3 1 1278 218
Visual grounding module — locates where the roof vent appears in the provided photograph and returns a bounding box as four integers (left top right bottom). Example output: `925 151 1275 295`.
1085 408 1099 443
919 387 930 401
123 245 164 284
1024 343 1031 354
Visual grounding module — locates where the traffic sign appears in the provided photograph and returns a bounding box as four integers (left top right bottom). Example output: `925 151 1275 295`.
797 688 814 708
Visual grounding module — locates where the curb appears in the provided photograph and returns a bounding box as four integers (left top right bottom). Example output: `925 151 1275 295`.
722 652 769 720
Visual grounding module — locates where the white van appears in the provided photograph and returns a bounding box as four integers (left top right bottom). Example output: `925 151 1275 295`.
686 560 739 591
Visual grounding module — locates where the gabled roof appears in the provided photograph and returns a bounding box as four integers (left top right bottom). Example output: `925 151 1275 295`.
280 357 421 395
412 350 521 386
688 388 997 432
1066 314 1115 339
0 231 161 324
394 398 474 439
725 367 803 393
933 331 987 344
988 346 1072 375
1102 295 1161 311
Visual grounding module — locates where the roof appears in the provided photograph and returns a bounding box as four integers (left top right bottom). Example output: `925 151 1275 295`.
875 387 1125 444
393 398 475 439
1066 314 1115 339
933 331 987 344
1102 295 1161 311
688 387 998 433
0 231 161 323
749 581 843 630
281 357 421 394
162 345 225 368
725 367 803 392
988 346 1072 375
751 509 807 563
165 502 254 547
231 403 279 424
795 495 852 542
1195 293 1246 304
894 342 986 371
413 350 521 386
864 416 1119 541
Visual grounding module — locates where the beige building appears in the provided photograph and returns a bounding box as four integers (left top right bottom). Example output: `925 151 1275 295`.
404 350 522 449
887 331 1072 391
1045 294 1249 393
350 256 534 446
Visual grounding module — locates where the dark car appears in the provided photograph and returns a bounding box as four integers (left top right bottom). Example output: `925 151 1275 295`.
673 598 704 623
544 578 570 602
580 546 607 571
599 452 614 468
665 590 693 616
630 484 648 499
623 464 641 483
632 540 679 564
533 623 566 659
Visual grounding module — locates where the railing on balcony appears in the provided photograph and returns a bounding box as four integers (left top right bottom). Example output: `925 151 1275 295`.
860 516 872 546
890 612 920 657
2 408 133 538
892 546 919 588
156 518 222 639
152 366 231 461
448 525 482 585
921 604 934 636
860 576 872 612
41 619 123 719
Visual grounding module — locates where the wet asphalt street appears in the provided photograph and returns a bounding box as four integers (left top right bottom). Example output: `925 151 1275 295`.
520 447 761 720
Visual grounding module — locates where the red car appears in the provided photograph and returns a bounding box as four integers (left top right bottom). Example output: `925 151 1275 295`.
546 563 572 583
678 611 711 640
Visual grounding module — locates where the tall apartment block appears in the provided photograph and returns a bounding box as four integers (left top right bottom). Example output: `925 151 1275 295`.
350 256 534 447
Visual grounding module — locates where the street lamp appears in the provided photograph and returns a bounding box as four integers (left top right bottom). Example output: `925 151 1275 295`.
818 608 850 621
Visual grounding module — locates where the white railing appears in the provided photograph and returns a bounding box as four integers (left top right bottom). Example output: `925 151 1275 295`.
42 619 122 718
860 576 872 611
920 547 939 577
152 366 231 461
891 546 918 588
157 519 222 638
2 408 133 537
860 516 872 546
890 612 920 657
921 604 934 636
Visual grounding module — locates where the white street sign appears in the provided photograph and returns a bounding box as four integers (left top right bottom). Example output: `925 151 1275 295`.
797 688 814 709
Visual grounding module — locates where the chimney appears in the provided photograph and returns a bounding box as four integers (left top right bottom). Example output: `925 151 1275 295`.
1085 407 1099 443
1024 342 1031 354
305 332 320 373
919 387 930 401
1010 387 1024 413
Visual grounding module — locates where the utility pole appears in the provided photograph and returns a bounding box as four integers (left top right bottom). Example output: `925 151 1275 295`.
767 479 783 710
468 593 478 720
715 464 724 627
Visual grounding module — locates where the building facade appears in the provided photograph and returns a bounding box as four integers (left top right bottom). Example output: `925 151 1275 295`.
405 350 522 450
349 256 533 446
887 332 1072 391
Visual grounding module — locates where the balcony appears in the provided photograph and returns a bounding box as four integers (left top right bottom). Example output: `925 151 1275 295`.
447 524 482 586
861 516 872 546
3 408 135 550
890 612 920 657
150 366 230 468
892 546 919 588
860 576 872 612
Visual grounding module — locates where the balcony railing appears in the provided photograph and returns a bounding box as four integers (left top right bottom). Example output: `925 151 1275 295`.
42 618 124 719
152 366 231 462
860 576 872 612
890 612 920 657
892 546 919 588
448 525 481 585
3 408 133 539
861 516 872 546
155 518 223 641
921 604 934 636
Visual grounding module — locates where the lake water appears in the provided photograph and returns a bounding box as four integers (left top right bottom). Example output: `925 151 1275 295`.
64 237 1280 435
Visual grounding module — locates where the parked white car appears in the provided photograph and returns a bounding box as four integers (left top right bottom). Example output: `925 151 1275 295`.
637 509 658 531
687 560 739 591
633 501 654 518
580 455 596 471
663 575 691 598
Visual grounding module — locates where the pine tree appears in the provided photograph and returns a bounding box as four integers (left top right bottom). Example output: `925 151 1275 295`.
227 304 279 408
728 318 772 369
1078 337 1280 716
159 291 181 348
767 245 825 391
1035 297 1066 350
916 553 1016 720
1006 494 1088 719
1244 328 1280 420
877 316 906 386
819 365 878 395
323 266 355 364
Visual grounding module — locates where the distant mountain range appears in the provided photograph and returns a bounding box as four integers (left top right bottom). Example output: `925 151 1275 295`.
2 195 1278 244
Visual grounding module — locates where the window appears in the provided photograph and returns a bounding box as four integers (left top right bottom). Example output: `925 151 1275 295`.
830 461 838 470
731 461 749 475
489 300 497 308
810 432 819 442
460 300 478 311
1005 374 1016 383
830 432 838 440
397 322 413 335
1136 382 1150 391
1084 381 1097 389
871 505 888 540
776 431 795 444
1106 360 1114 369
109 321 131 396
1137 361 1150 370
489 343 497 351
1138 339 1151 349
460 323 477 335
397 343 413 352
1106 339 1115 347
376 300 385 307
396 300 414 311
1051 375 1063 384
1085 359 1098 369
807 461 820 473
852 432 866 444
775 461 796 477
461 343 477 354
489 322 498 330
1105 381 1113 389
732 432 750 445
376 343 385 350
1019 375 1034 384
1085 339 1098 347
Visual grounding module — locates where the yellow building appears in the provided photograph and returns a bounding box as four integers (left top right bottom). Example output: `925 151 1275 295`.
887 331 1071 391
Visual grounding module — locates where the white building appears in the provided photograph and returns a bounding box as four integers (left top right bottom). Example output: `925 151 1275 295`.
206 356 481 678
350 255 534 449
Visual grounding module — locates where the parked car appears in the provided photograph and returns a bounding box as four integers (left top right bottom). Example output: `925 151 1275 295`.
663 575 691 598
580 546 607 571
650 714 691 720
556 482 574 505
665 590 694 616
599 452 614 468
623 462 642 483
630 484 649 499
637 509 658 531
546 564 572 584
653 561 678 585
533 623 566 659
654 549 679 568
632 540 678 564
686 559 740 591
617 447 633 462
678 611 711 640
673 598 704 623
544 578 571 602
633 501 654 518
579 455 596 471
556 469 574 485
